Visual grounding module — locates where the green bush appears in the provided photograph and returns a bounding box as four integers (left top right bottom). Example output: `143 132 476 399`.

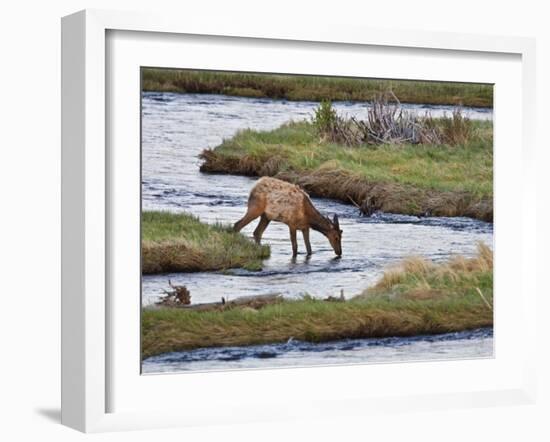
313 100 338 134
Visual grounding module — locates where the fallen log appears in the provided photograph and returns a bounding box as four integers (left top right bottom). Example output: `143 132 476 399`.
156 293 283 312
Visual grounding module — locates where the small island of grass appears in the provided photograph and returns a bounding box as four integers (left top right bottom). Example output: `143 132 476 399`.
142 211 270 274
200 116 493 221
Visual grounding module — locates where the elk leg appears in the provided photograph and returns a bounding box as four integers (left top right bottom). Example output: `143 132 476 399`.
233 205 264 232
289 227 298 257
253 215 270 244
233 212 258 232
234 194 265 232
302 228 312 256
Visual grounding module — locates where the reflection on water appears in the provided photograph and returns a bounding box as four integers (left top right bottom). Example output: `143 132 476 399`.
141 91 493 372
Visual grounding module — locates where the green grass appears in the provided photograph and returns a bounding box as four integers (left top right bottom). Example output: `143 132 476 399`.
141 244 493 358
200 120 493 220
142 211 270 274
142 68 493 107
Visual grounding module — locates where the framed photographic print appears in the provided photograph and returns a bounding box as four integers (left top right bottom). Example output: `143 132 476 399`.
61 9 537 432
139 67 495 375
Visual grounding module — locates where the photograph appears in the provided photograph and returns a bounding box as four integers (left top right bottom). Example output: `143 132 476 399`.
140 68 494 374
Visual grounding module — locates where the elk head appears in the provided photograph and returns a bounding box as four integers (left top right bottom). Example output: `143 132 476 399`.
326 214 343 257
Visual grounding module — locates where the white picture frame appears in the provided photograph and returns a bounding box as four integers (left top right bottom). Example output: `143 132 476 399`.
61 9 537 433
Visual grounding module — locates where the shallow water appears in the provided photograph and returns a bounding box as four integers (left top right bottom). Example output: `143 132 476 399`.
141 92 493 372
142 209 492 305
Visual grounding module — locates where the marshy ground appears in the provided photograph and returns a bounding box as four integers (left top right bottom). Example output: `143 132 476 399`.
142 69 493 107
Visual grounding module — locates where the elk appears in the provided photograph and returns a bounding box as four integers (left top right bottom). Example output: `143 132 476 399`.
234 177 343 257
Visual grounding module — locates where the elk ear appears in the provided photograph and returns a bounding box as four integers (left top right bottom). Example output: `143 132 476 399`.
333 214 339 229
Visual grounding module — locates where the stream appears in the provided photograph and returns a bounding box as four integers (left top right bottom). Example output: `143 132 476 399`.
141 92 493 373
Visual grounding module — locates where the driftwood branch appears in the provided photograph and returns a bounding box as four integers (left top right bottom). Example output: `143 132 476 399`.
156 291 283 312
314 92 472 147
347 195 361 209
157 280 191 306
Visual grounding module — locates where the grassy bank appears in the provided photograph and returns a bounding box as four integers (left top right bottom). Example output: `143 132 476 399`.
200 120 493 221
142 68 493 107
142 211 270 274
142 244 493 358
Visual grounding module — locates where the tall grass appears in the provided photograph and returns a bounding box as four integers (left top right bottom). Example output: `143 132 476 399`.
142 68 493 107
358 242 493 303
438 109 474 145
142 211 270 273
142 245 493 358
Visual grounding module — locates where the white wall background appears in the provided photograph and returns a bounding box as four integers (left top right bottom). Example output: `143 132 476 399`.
0 1 547 441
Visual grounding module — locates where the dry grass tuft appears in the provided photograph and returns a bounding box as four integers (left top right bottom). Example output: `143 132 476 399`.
439 109 474 145
360 242 493 306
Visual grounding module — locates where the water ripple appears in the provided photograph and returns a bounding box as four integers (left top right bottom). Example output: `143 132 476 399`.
142 328 493 373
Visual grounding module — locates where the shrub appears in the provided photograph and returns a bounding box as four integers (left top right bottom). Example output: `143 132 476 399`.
312 100 362 146
312 100 338 133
